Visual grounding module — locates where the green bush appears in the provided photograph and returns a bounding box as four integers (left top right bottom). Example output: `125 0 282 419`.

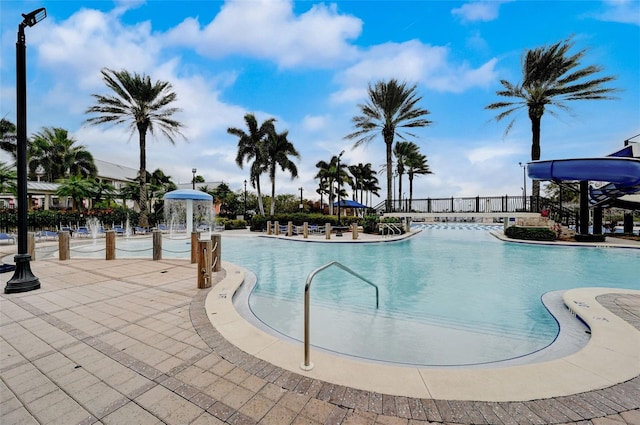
504 226 555 241
214 217 247 230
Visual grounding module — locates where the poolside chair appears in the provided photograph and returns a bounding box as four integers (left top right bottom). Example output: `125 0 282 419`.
112 225 126 235
0 233 15 244
76 227 90 237
308 224 325 235
134 226 148 235
35 230 58 241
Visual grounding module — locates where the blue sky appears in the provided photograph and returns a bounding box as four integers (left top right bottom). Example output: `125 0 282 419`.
1 0 639 203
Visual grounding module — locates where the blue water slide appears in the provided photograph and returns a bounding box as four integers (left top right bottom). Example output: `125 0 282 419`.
527 156 640 206
527 157 640 186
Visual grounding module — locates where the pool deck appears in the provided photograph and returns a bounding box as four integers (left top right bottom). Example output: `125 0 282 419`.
1 229 639 424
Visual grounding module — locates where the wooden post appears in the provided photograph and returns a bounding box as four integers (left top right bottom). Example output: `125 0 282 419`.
325 223 331 240
27 232 36 260
274 221 279 235
352 223 358 240
211 234 222 272
303 222 309 239
106 230 116 260
197 239 212 288
152 230 162 261
266 221 272 235
190 231 200 263
58 231 70 260
287 221 293 237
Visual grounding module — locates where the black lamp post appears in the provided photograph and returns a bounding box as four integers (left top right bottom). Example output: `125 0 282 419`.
192 168 197 190
299 187 303 211
336 150 344 236
5 8 46 294
243 179 247 217
519 162 527 211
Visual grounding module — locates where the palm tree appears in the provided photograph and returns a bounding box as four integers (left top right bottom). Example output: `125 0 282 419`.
228 113 275 216
0 162 17 195
345 79 432 212
393 141 420 211
85 68 185 227
485 37 617 199
56 175 94 211
0 119 17 160
315 155 349 215
264 127 300 215
88 179 118 208
29 127 97 181
348 162 378 206
406 152 432 211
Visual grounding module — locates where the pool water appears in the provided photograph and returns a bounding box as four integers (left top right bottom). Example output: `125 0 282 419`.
223 224 639 366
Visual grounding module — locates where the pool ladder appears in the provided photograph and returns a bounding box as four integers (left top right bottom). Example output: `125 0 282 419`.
301 261 379 371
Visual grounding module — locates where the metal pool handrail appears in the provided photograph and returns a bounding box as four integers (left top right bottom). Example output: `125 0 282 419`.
301 261 379 371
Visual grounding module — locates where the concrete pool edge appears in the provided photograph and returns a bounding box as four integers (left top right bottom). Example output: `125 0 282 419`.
206 262 640 402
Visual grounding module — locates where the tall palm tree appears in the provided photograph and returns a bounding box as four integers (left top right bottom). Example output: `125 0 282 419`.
228 113 275 216
345 79 431 212
485 37 617 199
362 168 381 208
29 127 97 181
348 162 378 206
315 155 349 215
406 152 432 211
85 68 185 227
264 127 300 215
393 141 420 211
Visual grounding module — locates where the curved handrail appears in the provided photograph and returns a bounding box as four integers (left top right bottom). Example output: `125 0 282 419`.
301 261 379 370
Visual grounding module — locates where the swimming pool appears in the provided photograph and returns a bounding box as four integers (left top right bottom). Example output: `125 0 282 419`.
39 224 639 366
224 224 639 366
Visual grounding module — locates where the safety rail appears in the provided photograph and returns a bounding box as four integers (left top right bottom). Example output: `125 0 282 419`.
301 261 379 371
379 222 402 237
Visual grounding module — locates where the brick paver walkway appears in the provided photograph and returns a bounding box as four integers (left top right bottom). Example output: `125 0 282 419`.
1 258 639 424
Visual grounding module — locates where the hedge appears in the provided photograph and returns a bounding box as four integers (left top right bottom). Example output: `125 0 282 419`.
504 226 555 241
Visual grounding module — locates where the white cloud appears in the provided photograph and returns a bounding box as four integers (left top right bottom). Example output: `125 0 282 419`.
466 143 524 164
332 40 499 103
164 0 362 68
594 0 640 25
451 1 506 23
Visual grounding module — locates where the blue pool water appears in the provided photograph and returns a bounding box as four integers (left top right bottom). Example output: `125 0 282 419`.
222 224 639 366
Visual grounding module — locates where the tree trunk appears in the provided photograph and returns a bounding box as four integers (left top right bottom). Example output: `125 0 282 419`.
255 176 265 215
269 171 276 216
137 124 149 227
529 108 543 208
398 172 403 211
409 174 414 211
384 129 394 212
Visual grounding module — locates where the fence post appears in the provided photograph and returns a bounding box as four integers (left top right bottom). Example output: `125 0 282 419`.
153 230 162 261
27 232 35 261
303 222 309 239
287 221 293 237
197 239 212 288
211 234 222 272
352 222 358 240
325 223 331 240
274 221 280 235
266 221 272 235
105 230 116 260
190 231 199 263
58 231 70 260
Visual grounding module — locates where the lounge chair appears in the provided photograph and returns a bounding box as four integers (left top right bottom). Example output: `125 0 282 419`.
0 233 15 244
112 225 126 235
308 224 325 235
76 227 90 237
34 230 57 241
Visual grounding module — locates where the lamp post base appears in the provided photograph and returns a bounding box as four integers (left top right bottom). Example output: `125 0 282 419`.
5 254 40 293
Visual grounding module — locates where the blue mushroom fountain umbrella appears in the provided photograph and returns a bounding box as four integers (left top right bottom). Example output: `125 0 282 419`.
164 189 213 234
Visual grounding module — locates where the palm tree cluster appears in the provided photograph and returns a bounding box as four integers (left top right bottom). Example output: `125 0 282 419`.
228 114 299 216
1 36 617 220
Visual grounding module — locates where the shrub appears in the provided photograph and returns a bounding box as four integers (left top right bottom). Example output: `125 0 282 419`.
504 226 555 241
215 217 247 230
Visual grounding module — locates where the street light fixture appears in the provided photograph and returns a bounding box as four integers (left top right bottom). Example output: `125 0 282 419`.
192 168 197 190
5 8 47 294
336 150 345 236
519 162 527 211
299 187 303 210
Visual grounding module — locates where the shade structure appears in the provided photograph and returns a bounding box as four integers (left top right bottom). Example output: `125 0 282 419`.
333 199 368 208
164 189 213 201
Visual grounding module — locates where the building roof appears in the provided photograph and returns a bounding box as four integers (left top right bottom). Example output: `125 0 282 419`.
94 159 138 182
